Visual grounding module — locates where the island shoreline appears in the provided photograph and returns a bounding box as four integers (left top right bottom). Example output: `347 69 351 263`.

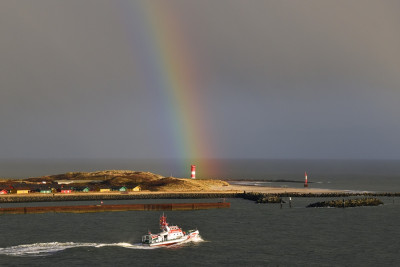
1 183 399 203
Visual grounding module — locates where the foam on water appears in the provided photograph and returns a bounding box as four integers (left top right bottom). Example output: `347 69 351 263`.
173 235 204 245
0 236 204 256
0 242 156 256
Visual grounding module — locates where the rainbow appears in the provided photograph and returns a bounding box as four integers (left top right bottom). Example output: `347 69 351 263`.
118 1 217 177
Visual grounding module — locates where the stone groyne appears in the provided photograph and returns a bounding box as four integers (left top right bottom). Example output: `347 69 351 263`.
1 191 399 204
0 193 240 203
0 202 230 214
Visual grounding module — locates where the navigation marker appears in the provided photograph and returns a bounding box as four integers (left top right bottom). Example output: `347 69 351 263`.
304 172 308 187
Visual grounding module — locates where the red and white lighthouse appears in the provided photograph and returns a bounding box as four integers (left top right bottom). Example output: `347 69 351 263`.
304 171 308 187
191 165 196 179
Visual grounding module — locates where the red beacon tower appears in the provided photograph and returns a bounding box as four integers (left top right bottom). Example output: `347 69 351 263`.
304 172 308 187
191 165 196 179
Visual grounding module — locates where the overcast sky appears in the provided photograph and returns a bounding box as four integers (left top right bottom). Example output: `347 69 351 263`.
1 0 399 160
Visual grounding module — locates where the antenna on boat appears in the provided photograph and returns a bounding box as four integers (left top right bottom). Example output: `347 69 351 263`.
160 213 168 229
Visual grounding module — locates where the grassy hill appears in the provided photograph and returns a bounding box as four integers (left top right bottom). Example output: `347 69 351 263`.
23 170 228 191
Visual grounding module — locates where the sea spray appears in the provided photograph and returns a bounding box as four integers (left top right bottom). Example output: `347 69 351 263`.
0 237 206 257
0 242 154 256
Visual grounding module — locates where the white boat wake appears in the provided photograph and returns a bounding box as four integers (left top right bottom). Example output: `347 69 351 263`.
0 236 204 257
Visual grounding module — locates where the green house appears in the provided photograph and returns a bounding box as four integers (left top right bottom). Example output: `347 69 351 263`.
73 186 90 193
111 186 127 192
40 189 52 194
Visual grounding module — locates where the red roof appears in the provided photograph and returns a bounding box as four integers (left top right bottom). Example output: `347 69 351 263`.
61 189 72 193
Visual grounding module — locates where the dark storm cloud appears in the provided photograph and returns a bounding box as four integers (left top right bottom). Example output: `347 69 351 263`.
0 0 399 159
175 0 400 159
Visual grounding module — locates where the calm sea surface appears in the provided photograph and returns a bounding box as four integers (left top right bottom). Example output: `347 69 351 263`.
0 159 399 266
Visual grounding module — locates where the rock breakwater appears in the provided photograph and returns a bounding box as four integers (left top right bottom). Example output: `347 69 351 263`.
306 198 383 208
241 192 282 203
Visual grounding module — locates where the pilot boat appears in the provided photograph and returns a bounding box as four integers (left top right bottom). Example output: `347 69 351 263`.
141 214 199 247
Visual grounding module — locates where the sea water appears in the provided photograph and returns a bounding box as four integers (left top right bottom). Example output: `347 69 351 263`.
0 198 399 266
0 159 399 266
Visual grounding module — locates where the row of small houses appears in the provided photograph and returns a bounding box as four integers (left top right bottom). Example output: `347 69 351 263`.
0 185 141 195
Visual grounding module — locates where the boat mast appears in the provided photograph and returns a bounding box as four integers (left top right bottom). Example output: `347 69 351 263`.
160 213 168 230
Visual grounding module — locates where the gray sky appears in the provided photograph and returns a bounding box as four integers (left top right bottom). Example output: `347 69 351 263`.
1 0 399 160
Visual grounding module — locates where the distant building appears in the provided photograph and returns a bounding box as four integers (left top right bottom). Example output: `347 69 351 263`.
132 185 141 192
61 189 72 194
0 189 8 194
32 185 52 194
10 188 30 194
40 189 52 194
111 186 127 192
99 186 111 193
73 186 90 193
